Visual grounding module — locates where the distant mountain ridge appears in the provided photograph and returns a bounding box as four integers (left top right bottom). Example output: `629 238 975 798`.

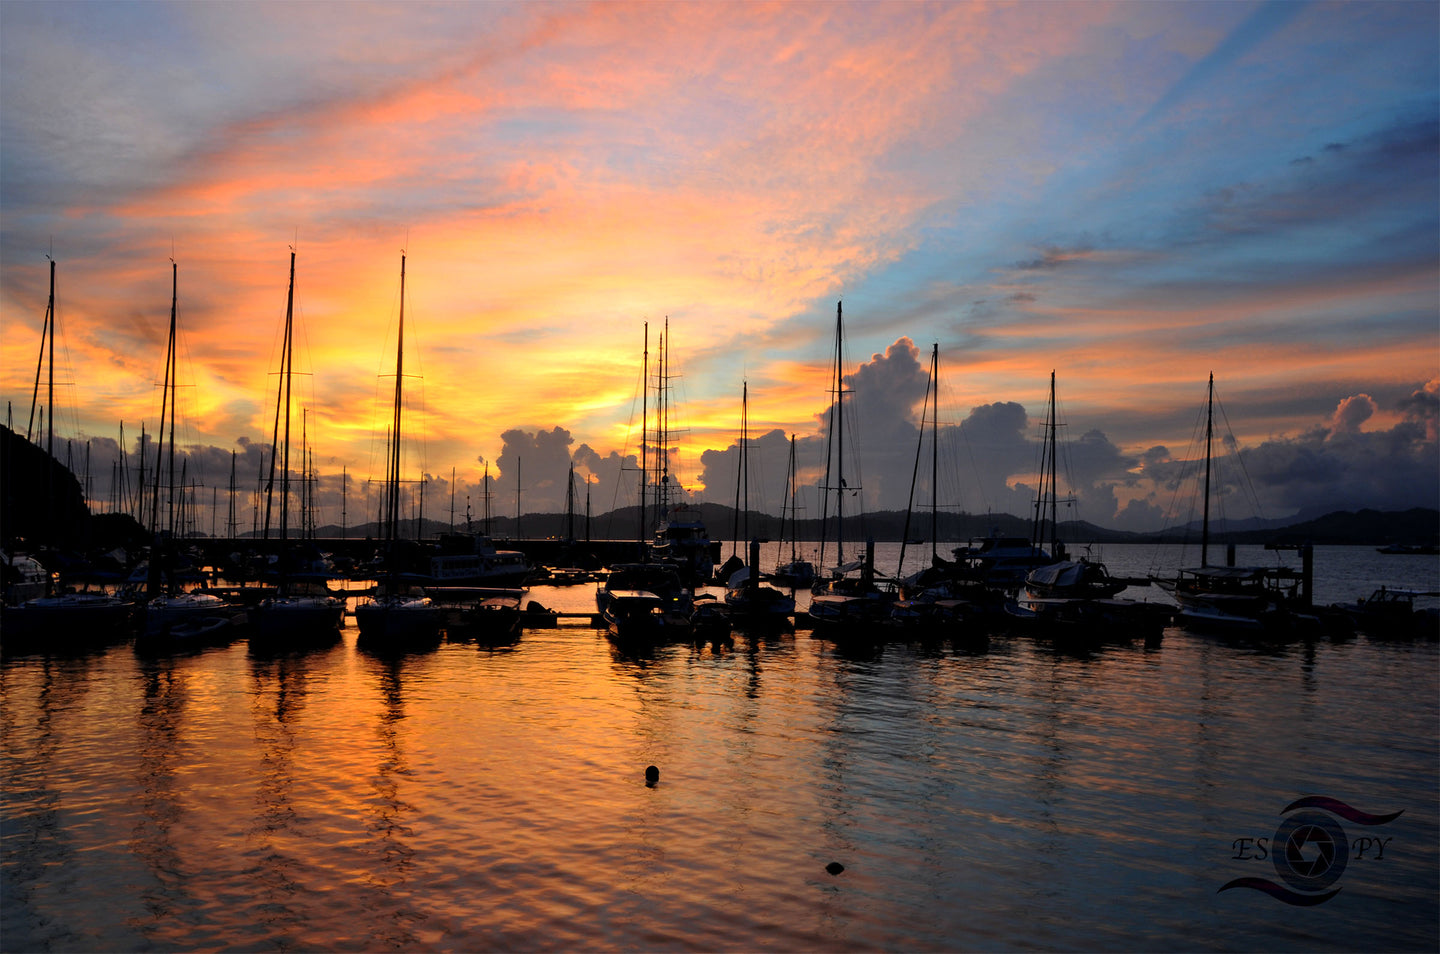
309 504 1440 548
3 426 1435 551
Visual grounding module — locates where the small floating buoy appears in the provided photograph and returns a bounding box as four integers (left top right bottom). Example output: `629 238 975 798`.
645 765 660 786
826 862 845 876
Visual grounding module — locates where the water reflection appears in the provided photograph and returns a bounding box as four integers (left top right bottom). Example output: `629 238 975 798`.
0 656 88 950
0 568 1432 951
245 653 312 943
129 657 190 931
358 655 426 948
1028 653 1077 892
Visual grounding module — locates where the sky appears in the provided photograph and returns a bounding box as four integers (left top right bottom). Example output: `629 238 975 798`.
1 0 1436 537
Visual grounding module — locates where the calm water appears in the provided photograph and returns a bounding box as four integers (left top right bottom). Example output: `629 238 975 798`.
3 545 1437 952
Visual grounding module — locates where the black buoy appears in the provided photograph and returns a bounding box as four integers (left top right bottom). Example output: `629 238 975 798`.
645 765 659 787
826 862 845 876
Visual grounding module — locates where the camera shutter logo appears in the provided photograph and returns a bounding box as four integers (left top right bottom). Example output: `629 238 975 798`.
1219 795 1402 906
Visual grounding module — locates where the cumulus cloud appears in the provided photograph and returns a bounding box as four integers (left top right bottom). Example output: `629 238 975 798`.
30 355 1440 540
1328 393 1376 436
697 427 794 516
1399 379 1439 442
495 426 577 511
1130 388 1438 528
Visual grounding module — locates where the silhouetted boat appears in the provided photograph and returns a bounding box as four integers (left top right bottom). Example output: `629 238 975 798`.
428 587 527 643
5 591 138 650
1376 543 1438 555
725 541 795 628
596 562 693 643
1009 556 1165 641
772 435 816 589
951 533 1055 591
646 321 713 585
3 263 138 650
460 594 524 641
809 303 894 636
722 396 794 628
2 551 48 606
885 345 994 641
355 252 443 652
809 549 894 637
247 250 343 651
1151 375 1320 639
419 532 533 587
1331 586 1439 640
996 373 1166 644
139 262 242 645
1161 564 1321 637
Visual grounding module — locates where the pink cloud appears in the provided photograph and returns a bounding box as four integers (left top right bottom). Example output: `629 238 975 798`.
1328 393 1377 436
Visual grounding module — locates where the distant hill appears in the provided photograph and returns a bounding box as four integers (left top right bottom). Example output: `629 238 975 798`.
2 425 149 553
1216 508 1440 547
6 425 1434 551
313 504 1437 548
2 424 92 549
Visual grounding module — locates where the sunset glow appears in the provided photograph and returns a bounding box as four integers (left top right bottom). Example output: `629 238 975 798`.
2 1 1435 532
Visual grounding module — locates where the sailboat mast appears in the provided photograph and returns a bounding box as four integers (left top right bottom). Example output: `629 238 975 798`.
834 301 845 567
899 343 937 577
301 409 311 539
27 258 57 449
1201 372 1214 568
166 264 179 539
930 344 939 560
118 421 129 520
787 435 798 564
386 253 407 544
228 450 238 538
46 259 56 460
656 319 670 523
1047 371 1058 552
279 250 296 545
1030 370 1059 553
150 262 179 539
138 422 147 530
639 321 648 547
566 463 575 543
731 420 741 557
741 380 749 547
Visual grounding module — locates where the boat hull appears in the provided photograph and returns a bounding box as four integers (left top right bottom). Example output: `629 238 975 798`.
143 593 244 637
444 596 523 644
247 596 344 651
4 595 137 648
355 597 443 651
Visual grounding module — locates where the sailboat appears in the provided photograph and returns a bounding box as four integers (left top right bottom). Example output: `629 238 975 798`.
771 434 816 589
807 302 892 636
533 464 598 584
723 383 795 626
247 250 344 649
8 257 136 643
137 262 243 647
1151 374 1319 637
594 321 694 644
1005 372 1166 642
888 344 992 635
355 252 443 651
647 319 714 586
